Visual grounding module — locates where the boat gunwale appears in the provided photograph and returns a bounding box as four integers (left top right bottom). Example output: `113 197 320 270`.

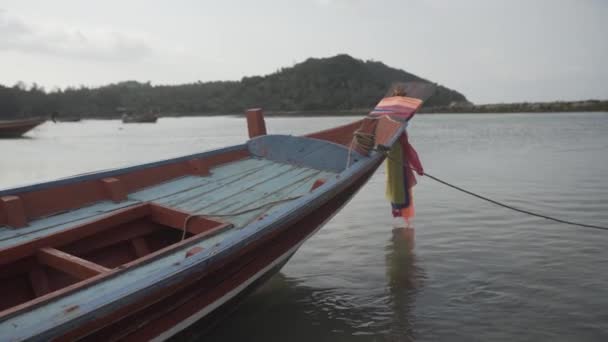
0 143 249 197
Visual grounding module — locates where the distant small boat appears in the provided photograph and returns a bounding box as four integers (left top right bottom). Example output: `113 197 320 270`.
0 108 404 340
122 113 159 123
0 118 45 138
50 112 81 123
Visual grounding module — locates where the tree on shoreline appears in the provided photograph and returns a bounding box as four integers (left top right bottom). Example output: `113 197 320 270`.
1 54 469 119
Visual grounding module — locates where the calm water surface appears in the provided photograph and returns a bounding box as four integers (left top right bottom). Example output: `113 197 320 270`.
2 113 608 341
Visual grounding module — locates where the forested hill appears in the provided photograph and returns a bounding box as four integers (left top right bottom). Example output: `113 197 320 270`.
0 54 468 119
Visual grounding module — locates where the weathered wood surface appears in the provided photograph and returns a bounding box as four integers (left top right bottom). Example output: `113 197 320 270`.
0 134 372 340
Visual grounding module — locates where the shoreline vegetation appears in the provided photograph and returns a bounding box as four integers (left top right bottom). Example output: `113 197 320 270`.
418 100 608 114
1 54 606 120
258 100 608 116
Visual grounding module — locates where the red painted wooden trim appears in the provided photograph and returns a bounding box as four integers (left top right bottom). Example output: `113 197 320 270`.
374 116 403 147
5 148 249 224
0 214 233 319
305 119 365 146
149 204 229 235
37 248 111 280
61 222 160 256
185 246 204 258
0 195 27 228
310 178 327 191
246 108 267 138
120 222 232 270
130 237 151 258
0 202 230 270
19 180 107 223
116 149 250 195
100 178 127 203
306 116 402 150
0 204 151 267
187 159 211 176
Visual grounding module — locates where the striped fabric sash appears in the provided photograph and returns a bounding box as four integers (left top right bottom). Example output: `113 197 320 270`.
370 96 423 121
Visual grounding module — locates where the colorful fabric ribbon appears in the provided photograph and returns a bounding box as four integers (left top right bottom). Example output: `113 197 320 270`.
386 133 423 219
370 96 424 219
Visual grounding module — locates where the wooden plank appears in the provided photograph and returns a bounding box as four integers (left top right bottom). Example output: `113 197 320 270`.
117 149 250 194
37 248 111 280
127 159 267 206
28 266 50 297
248 135 350 172
61 221 161 256
0 148 249 227
171 163 296 214
128 160 268 210
246 108 267 138
148 204 230 236
224 169 333 228
305 119 363 146
0 200 139 249
100 178 127 203
201 167 318 217
0 204 150 267
158 159 281 209
0 195 27 228
130 237 151 258
226 171 325 228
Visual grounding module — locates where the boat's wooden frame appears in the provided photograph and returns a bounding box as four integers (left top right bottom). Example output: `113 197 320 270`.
0 109 403 341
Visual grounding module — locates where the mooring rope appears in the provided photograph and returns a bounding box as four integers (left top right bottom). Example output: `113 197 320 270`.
180 196 303 240
418 170 608 231
346 127 378 168
345 125 608 231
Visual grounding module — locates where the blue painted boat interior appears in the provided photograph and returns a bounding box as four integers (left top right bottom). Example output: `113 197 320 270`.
0 134 375 338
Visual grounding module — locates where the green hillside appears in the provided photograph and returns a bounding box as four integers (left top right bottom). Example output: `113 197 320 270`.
0 54 468 119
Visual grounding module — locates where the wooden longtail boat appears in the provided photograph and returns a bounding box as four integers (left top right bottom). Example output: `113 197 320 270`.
0 109 403 341
0 118 45 138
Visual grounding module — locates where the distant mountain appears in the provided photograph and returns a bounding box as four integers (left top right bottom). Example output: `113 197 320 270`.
233 54 468 112
0 54 468 119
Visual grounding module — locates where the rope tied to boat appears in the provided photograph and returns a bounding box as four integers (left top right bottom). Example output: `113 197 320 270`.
373 147 608 231
346 127 377 168
180 195 304 240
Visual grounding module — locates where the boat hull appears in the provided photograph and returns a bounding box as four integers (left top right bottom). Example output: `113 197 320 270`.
0 114 405 341
0 119 45 138
56 155 381 341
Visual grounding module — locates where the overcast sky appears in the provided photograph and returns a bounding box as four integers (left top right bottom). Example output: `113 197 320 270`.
0 0 606 103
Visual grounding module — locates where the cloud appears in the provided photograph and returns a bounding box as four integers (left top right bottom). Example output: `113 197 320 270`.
0 10 152 62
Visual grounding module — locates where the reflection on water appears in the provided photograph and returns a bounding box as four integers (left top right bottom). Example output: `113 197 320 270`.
193 274 383 341
385 228 419 341
2 113 608 341
199 227 427 342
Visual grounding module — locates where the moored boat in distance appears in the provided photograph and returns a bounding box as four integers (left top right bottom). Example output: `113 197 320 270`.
122 113 159 123
0 118 45 138
0 108 404 340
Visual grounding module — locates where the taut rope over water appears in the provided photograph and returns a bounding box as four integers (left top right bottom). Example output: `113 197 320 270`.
418 171 608 231
346 126 608 231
